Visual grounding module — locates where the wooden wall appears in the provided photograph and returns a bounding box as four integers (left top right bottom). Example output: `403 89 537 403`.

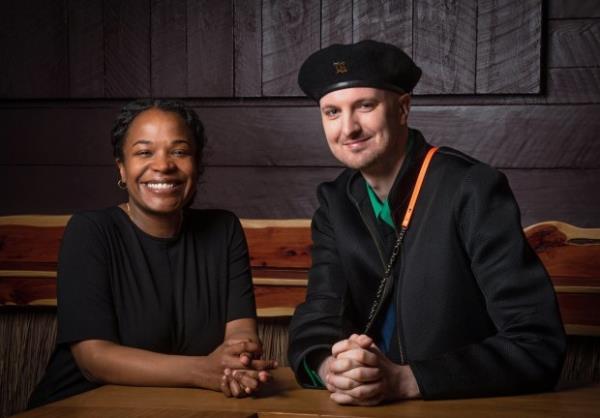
0 0 599 227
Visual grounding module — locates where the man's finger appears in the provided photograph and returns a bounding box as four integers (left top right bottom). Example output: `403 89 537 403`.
336 348 379 366
340 365 382 383
328 357 362 373
326 373 361 390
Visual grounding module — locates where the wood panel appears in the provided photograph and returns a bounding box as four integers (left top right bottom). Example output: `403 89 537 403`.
413 0 476 94
352 0 412 51
548 0 600 19
104 0 151 97
321 0 353 47
476 0 541 94
2 105 599 168
262 0 321 96
548 20 600 68
1 165 599 227
68 0 104 97
187 0 233 97
234 0 262 97
151 0 187 97
0 0 68 98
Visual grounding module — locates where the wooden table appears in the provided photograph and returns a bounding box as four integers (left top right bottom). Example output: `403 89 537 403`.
13 368 600 418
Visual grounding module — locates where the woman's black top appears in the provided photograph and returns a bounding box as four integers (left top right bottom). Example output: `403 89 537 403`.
29 207 256 408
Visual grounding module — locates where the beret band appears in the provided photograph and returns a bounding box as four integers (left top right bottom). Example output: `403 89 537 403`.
298 40 421 101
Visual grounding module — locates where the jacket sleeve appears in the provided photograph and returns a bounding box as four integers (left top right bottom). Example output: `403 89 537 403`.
410 164 566 399
287 184 351 387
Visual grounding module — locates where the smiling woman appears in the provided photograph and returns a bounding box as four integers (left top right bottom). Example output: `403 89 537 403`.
27 100 277 408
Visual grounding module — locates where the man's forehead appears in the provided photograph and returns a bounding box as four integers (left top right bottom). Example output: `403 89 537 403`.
319 87 394 106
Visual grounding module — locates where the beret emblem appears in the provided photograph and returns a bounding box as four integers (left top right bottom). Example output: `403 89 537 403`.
333 61 348 74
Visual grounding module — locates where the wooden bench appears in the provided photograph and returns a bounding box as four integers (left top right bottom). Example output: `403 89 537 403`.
1 215 599 417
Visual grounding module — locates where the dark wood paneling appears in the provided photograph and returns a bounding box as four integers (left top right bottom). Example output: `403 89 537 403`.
2 166 599 227
352 0 412 51
543 68 600 103
151 0 187 97
3 105 598 169
0 107 117 166
503 168 600 227
0 0 68 98
104 0 151 97
411 105 600 169
262 0 321 96
413 0 476 94
321 0 353 47
476 0 541 94
548 0 600 19
548 20 600 68
234 0 262 97
187 0 234 97
68 0 104 98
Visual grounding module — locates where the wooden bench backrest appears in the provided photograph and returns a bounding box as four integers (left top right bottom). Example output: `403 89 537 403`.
2 215 600 335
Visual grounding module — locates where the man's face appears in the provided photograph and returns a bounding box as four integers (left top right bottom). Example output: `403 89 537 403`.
319 87 409 174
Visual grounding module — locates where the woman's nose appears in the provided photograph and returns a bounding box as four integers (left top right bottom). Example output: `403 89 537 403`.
152 152 175 172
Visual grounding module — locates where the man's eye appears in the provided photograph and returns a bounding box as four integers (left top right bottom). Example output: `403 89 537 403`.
324 108 339 118
359 102 374 110
135 150 152 157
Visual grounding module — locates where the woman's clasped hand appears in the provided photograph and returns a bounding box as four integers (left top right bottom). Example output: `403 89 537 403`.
213 339 277 397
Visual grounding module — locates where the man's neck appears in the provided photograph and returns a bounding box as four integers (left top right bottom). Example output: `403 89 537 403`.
362 132 409 202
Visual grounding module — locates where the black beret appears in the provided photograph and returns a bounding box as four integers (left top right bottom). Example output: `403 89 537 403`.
298 40 421 101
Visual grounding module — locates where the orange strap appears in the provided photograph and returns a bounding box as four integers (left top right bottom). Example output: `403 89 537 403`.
401 147 439 230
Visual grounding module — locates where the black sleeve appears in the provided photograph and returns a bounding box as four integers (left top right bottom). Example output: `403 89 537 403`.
410 164 566 399
288 184 349 386
56 213 119 345
225 214 256 322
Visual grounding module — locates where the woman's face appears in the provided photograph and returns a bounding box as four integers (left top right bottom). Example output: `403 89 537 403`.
117 108 198 217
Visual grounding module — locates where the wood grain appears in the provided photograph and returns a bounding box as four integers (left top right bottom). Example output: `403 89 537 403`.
104 0 151 97
548 19 600 68
548 0 600 19
413 0 476 94
187 0 233 97
2 105 599 168
321 0 353 47
151 0 187 97
352 0 412 51
0 0 68 98
234 0 262 97
68 0 104 97
262 0 321 96
12 368 600 417
476 0 541 94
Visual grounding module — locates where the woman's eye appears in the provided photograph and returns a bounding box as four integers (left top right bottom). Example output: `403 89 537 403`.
135 150 152 157
172 149 191 157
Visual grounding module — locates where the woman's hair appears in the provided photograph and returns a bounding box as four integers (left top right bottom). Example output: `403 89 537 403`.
111 99 207 176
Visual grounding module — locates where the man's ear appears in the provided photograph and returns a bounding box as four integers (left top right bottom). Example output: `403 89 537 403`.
398 93 411 125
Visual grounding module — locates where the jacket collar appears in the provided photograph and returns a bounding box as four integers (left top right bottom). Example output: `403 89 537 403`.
346 128 432 229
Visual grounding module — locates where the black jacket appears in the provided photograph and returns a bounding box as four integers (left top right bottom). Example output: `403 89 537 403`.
288 129 566 399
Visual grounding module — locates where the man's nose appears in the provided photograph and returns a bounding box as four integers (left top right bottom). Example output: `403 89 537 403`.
341 112 361 138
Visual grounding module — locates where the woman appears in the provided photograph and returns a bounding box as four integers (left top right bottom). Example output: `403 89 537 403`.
29 99 275 408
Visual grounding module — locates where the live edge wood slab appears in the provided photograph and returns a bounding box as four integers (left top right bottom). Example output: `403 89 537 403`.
12 368 600 418
1 215 599 336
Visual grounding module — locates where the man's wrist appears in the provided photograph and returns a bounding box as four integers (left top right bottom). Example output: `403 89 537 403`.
395 364 420 399
317 355 334 384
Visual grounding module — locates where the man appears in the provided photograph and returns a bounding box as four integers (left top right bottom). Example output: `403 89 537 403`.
287 40 566 405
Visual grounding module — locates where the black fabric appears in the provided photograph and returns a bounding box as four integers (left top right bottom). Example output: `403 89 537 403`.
288 129 566 399
297 40 422 101
29 207 255 408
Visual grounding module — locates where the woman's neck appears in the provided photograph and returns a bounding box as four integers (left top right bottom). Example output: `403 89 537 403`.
122 202 183 238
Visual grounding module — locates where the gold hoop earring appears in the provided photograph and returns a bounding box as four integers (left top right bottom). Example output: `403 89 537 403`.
117 179 127 190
